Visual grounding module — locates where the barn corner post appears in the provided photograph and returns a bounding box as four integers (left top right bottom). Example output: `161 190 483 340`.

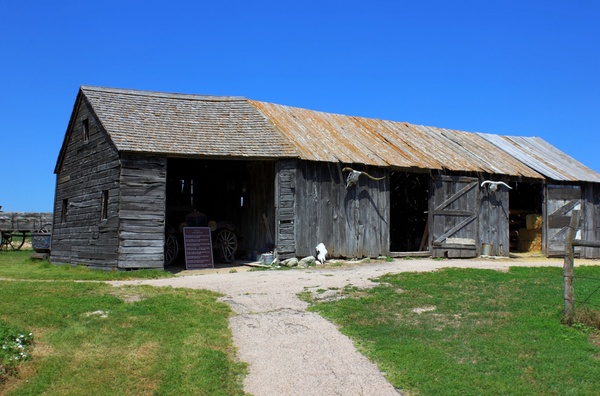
563 209 580 320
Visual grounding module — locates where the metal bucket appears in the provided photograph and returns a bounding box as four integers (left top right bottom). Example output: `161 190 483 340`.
481 243 493 256
261 253 274 265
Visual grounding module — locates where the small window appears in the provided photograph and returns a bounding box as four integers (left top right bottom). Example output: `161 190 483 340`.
61 199 68 224
82 119 89 143
100 190 109 220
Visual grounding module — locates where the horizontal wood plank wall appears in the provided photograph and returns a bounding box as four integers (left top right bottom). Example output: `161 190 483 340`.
294 161 389 259
51 98 121 268
275 159 297 259
478 178 510 257
581 183 600 258
118 154 166 269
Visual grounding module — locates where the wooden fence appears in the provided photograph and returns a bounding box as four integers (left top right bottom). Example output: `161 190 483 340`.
563 210 600 318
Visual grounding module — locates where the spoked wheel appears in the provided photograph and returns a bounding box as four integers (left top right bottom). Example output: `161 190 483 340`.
215 229 237 263
164 232 179 266
1 231 26 251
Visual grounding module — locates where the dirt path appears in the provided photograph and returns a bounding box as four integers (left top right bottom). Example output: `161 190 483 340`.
108 257 593 395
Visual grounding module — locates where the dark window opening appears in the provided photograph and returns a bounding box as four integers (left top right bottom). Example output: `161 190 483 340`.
82 119 89 143
100 190 109 220
390 171 430 252
61 199 68 224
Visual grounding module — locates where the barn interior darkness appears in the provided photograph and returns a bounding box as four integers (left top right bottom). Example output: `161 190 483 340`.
165 158 275 262
508 182 543 252
389 171 430 252
166 159 247 227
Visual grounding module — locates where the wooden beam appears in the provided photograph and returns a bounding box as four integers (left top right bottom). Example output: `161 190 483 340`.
563 210 580 320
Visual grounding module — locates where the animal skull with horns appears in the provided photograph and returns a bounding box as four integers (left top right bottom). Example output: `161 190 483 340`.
342 167 386 188
481 180 512 193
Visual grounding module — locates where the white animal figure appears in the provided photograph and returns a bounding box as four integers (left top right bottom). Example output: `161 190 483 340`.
342 167 386 188
315 243 328 264
481 180 512 193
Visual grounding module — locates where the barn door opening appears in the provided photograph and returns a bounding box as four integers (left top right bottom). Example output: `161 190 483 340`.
508 183 543 254
431 175 479 258
165 158 276 266
544 184 581 257
389 171 429 254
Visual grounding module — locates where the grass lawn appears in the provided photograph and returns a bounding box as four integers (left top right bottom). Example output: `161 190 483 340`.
0 250 174 281
306 266 600 396
0 250 246 395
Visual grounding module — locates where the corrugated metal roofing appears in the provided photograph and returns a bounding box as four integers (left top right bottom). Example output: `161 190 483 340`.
478 134 600 182
69 86 600 183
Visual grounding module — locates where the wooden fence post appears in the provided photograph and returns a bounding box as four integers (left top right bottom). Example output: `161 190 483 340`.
563 210 580 319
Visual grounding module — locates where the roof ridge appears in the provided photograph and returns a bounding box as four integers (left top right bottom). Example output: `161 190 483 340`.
80 85 246 102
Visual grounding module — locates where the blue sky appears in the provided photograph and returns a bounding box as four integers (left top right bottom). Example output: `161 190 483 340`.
1 0 599 212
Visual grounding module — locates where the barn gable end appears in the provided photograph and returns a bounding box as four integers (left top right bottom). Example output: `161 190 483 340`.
51 95 121 268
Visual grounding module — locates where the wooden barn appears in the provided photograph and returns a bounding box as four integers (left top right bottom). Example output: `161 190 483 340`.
50 86 600 269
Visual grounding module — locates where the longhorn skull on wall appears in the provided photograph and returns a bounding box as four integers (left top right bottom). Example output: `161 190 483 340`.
342 167 386 188
481 180 512 193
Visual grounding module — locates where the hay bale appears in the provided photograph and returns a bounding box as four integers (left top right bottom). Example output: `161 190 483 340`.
526 214 542 230
517 228 542 252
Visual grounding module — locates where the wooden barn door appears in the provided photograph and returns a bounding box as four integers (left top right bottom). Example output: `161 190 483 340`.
431 175 479 258
544 185 581 257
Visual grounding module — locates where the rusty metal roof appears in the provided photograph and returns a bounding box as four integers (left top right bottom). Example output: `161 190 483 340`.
63 86 600 183
250 100 545 178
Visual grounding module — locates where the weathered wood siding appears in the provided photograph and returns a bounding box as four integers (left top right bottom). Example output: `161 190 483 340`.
291 161 389 259
51 98 121 268
431 175 479 258
544 184 582 257
478 179 510 257
117 154 166 269
581 182 600 258
275 160 297 258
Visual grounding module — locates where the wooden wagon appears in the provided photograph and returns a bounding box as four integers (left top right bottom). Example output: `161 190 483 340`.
0 212 53 251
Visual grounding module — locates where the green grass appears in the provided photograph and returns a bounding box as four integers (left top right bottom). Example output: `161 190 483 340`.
307 266 600 396
0 250 246 395
0 250 173 280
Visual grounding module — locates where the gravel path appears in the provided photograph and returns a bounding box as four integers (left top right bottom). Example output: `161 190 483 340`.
108 257 585 395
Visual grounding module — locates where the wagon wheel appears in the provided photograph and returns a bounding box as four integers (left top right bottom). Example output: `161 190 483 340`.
1 231 26 251
164 232 179 266
215 229 237 263
37 223 52 233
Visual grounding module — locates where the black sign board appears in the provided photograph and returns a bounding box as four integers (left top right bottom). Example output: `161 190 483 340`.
183 227 214 269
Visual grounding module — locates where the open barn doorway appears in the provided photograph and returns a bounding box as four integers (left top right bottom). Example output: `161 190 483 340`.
389 171 430 254
165 158 276 266
508 182 543 254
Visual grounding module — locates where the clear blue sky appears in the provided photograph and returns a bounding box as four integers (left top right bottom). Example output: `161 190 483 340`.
1 0 599 212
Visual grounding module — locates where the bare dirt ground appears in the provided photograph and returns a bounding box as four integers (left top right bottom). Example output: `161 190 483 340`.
108 256 599 396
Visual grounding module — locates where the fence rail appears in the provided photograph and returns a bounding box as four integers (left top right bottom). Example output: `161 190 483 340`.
563 210 600 318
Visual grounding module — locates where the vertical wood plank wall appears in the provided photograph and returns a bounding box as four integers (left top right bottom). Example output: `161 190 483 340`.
51 98 121 268
290 161 389 259
582 182 600 258
118 154 166 268
479 182 510 256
